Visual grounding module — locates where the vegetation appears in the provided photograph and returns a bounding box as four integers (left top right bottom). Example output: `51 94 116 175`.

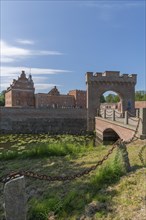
105 94 120 103
0 134 145 220
135 90 146 101
0 134 94 160
100 90 146 103
0 90 5 106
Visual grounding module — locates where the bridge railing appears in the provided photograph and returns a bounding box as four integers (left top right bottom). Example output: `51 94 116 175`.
98 108 146 139
98 109 123 121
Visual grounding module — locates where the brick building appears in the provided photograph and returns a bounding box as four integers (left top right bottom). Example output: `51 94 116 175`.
5 71 35 107
5 71 86 109
35 86 75 108
68 90 86 108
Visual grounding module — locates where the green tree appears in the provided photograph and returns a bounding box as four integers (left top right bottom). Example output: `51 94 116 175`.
0 90 5 106
105 94 120 103
100 95 106 103
135 91 146 101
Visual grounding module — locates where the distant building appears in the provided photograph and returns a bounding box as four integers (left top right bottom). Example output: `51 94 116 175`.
5 71 35 107
68 90 86 108
35 86 75 108
5 71 86 109
135 101 146 109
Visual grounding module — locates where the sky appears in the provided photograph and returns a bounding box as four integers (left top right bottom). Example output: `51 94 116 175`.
0 0 145 94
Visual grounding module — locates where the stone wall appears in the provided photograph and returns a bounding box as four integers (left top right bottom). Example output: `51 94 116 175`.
0 107 87 134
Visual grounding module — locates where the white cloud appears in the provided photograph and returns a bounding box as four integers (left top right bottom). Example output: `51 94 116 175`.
0 40 63 63
1 57 15 63
16 39 35 45
0 66 71 91
0 66 71 77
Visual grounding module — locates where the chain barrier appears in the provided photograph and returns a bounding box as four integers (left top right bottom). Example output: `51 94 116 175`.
106 112 113 117
0 139 120 184
124 117 141 144
115 110 122 115
128 117 139 122
138 145 146 166
0 111 145 184
127 111 139 122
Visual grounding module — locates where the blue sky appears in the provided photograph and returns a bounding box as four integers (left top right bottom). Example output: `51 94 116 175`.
1 0 145 94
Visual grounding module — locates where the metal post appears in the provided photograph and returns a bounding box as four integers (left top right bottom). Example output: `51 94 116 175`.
112 110 115 121
136 108 139 118
4 176 27 220
124 111 128 124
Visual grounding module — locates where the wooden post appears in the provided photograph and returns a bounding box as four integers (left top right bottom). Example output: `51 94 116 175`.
4 176 27 220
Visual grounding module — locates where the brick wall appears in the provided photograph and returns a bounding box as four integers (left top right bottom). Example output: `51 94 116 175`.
68 90 86 108
135 101 146 109
35 94 75 108
0 107 87 134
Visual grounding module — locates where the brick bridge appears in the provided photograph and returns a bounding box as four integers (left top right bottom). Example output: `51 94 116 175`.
95 108 146 143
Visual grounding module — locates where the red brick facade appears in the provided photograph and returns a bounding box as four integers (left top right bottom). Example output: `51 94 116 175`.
68 90 86 108
35 93 75 108
5 71 35 107
5 71 86 109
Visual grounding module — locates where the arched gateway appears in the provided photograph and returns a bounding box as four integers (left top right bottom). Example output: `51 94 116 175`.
86 71 137 131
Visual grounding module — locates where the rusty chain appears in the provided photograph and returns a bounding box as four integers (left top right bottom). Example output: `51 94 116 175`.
124 116 141 145
0 112 144 184
0 139 120 184
138 145 146 166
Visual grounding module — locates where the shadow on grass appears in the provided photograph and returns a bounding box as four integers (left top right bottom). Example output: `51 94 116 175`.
26 154 126 220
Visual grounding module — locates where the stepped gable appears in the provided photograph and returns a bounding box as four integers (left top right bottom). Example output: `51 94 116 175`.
5 70 35 107
48 86 60 96
7 70 34 91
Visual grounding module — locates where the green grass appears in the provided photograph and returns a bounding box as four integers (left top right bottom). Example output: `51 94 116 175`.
27 148 127 219
0 134 94 160
0 135 145 220
0 142 93 160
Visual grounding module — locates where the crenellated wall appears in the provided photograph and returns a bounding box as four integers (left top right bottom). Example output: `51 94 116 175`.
86 71 137 131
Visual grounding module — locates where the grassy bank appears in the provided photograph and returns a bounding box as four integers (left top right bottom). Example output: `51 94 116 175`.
0 135 145 219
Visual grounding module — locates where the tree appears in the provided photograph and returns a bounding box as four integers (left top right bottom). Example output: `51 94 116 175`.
105 94 120 103
100 95 106 103
0 90 6 106
135 91 146 101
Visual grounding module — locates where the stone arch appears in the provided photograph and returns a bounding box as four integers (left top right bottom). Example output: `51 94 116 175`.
100 90 123 111
86 71 137 131
103 128 120 144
